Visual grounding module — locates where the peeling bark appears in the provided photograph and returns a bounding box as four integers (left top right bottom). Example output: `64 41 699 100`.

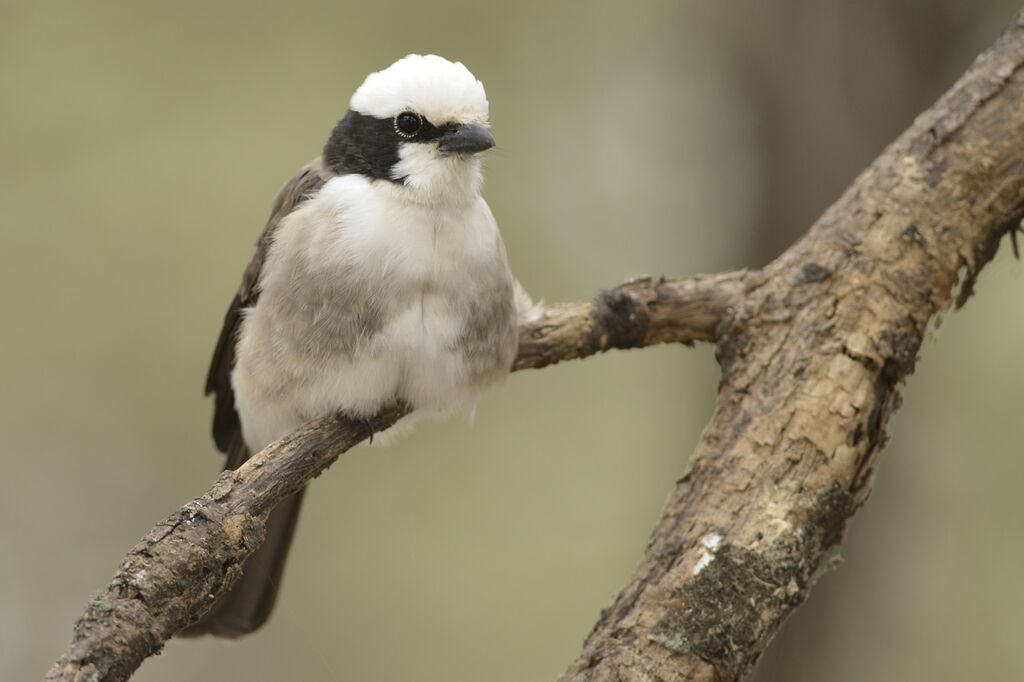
46 11 1024 682
562 12 1024 682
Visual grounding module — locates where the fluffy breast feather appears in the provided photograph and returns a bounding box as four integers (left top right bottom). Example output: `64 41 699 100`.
231 174 517 450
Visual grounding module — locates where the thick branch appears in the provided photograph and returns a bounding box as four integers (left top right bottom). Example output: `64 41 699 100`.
561 11 1024 682
45 273 741 682
47 11 1024 681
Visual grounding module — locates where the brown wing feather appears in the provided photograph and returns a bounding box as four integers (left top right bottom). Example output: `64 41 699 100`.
206 158 331 454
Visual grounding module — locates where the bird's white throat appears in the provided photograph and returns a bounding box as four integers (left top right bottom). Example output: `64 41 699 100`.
390 142 485 207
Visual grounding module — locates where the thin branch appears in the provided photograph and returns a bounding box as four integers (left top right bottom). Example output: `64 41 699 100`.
515 272 749 371
45 273 742 682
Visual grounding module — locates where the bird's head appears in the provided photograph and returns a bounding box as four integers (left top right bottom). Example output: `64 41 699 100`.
323 54 494 205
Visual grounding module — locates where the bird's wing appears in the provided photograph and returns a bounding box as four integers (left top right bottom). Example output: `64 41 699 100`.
206 157 331 456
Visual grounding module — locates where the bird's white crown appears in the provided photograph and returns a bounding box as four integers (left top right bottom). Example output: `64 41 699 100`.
350 54 489 125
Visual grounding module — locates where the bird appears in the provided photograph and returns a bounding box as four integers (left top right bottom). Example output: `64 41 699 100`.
182 54 526 637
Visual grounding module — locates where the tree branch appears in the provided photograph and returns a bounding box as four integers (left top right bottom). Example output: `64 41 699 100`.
561 11 1024 681
46 10 1024 682
514 271 748 371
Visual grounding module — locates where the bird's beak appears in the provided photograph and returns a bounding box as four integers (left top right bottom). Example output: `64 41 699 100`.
438 123 496 154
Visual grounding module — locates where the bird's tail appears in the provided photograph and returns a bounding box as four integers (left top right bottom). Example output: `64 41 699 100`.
179 439 306 638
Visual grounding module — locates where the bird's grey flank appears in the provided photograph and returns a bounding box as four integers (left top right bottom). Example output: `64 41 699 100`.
183 54 528 638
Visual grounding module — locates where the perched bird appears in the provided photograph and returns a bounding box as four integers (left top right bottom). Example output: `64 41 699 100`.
184 55 523 637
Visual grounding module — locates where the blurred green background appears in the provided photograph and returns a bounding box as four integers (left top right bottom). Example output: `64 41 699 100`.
3 1 1023 680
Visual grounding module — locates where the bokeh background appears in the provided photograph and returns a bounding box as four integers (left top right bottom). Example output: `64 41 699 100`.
3 1 1023 680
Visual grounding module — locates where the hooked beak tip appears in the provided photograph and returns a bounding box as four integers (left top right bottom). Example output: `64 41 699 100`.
438 122 495 154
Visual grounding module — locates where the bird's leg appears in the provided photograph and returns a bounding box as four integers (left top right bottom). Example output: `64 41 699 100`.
362 417 375 445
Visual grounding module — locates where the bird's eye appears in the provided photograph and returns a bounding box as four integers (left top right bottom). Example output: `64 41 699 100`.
395 112 423 137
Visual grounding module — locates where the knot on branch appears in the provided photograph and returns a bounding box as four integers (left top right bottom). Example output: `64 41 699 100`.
588 287 652 353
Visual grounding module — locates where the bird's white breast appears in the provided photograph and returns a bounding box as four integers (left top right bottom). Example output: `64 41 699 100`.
232 174 516 451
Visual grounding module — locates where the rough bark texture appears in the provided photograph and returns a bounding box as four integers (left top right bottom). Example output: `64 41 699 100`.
561 12 1024 682
514 272 747 372
46 12 1024 682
